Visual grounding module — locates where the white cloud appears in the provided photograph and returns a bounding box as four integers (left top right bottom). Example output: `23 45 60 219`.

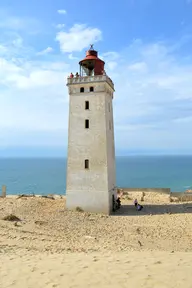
6 69 64 89
107 61 118 71
0 35 74 147
0 11 41 33
101 51 120 60
0 16 27 30
55 23 65 29
57 9 67 14
56 24 102 53
128 61 148 73
68 53 78 60
100 51 120 71
12 36 23 48
0 45 7 54
110 39 192 151
37 47 53 55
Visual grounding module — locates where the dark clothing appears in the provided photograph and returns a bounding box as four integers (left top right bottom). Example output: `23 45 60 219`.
137 204 143 211
116 197 121 209
134 199 138 207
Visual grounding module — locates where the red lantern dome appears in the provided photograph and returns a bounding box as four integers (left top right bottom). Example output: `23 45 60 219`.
79 45 105 76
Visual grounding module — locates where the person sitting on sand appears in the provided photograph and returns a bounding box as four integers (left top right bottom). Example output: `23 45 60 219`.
134 199 143 211
136 203 143 211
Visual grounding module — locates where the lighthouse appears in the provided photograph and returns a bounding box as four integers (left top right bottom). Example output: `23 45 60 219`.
66 45 117 214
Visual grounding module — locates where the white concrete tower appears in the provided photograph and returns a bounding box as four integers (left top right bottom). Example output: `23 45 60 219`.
66 45 117 214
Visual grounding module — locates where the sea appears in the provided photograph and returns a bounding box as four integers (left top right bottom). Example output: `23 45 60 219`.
0 156 192 195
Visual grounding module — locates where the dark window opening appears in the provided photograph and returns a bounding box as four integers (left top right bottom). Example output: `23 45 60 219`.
80 87 84 93
108 103 110 112
85 159 89 169
85 119 89 128
85 101 89 110
90 86 94 92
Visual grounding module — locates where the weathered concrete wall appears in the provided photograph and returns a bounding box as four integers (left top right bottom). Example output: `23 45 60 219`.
105 93 116 196
1 185 6 197
66 76 116 214
67 189 110 214
118 187 192 202
171 192 192 202
118 187 171 194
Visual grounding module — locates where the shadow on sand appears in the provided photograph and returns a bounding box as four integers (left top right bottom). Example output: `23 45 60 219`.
112 203 192 216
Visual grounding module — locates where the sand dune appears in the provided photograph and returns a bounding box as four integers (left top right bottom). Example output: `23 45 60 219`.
0 194 192 287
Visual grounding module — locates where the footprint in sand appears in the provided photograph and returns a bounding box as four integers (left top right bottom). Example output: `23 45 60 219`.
154 261 162 264
30 267 36 272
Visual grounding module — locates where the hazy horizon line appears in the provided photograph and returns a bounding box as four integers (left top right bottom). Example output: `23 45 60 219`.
1 154 192 159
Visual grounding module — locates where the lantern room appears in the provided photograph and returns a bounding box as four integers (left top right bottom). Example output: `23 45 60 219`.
79 45 105 77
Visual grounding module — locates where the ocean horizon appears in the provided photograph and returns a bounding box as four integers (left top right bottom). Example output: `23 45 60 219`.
0 155 192 195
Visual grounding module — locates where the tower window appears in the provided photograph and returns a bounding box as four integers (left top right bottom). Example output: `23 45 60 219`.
85 119 89 128
90 86 94 92
108 103 110 112
80 87 84 93
85 101 89 110
109 120 111 130
85 159 89 169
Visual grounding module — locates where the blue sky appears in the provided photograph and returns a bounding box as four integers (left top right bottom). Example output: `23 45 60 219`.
1 0 192 156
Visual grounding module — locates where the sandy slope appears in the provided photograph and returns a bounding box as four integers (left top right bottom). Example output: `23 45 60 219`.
0 194 192 287
1 250 192 288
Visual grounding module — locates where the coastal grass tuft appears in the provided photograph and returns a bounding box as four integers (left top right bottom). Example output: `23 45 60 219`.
76 206 84 212
2 214 21 222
